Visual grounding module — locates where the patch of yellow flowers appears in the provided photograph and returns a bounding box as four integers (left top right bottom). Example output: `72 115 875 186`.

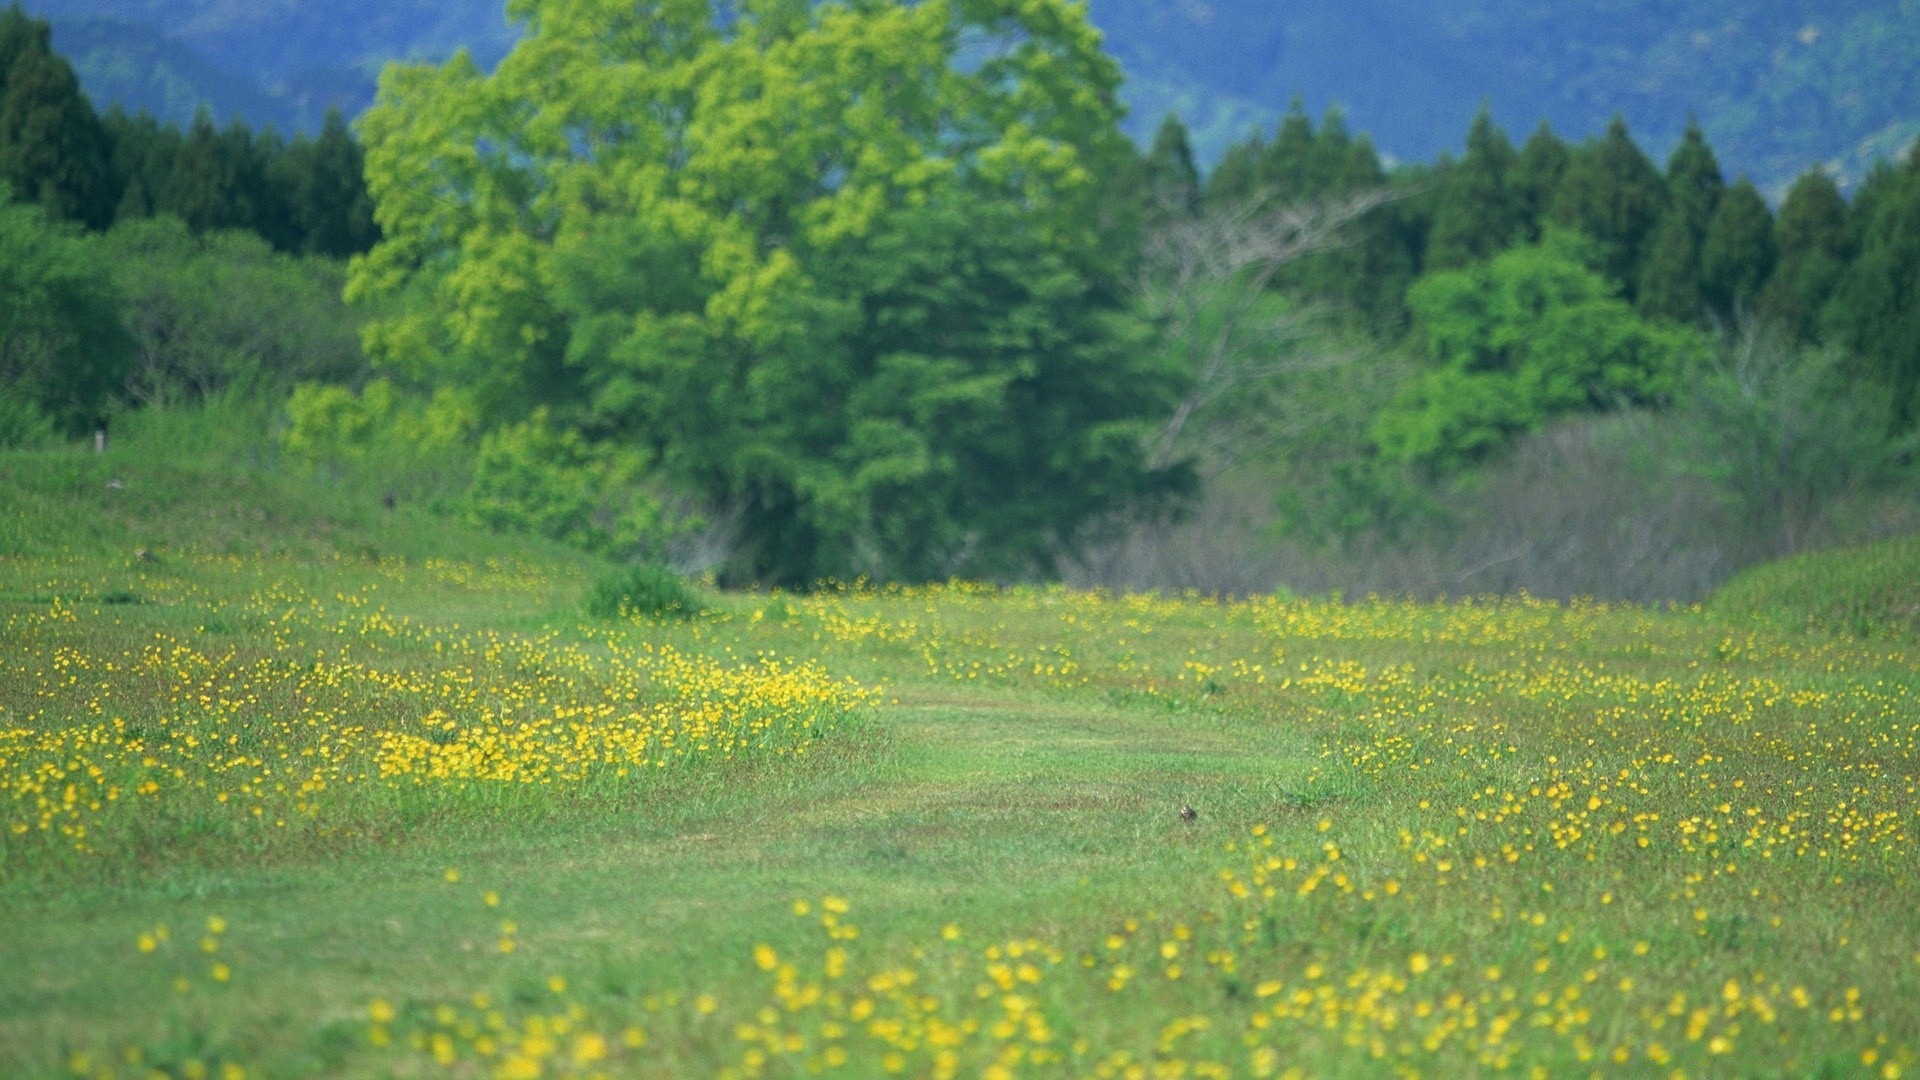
0 566 873 861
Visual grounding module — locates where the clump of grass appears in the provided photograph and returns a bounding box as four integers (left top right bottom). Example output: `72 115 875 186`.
585 562 703 621
1712 532 1920 639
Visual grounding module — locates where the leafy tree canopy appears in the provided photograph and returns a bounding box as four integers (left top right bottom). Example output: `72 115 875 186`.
349 0 1181 586
1375 230 1708 469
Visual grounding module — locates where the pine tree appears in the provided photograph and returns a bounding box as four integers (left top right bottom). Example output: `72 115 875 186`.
161 110 255 233
1699 177 1775 323
1549 116 1666 298
1263 100 1318 199
1139 113 1201 219
1511 122 1570 243
103 107 178 222
1636 120 1723 322
1759 168 1850 341
1826 154 1920 427
0 4 115 228
1425 106 1522 270
1205 134 1263 207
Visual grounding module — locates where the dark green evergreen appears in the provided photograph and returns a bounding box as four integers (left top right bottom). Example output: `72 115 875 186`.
1510 122 1571 243
0 4 115 228
1759 168 1850 342
1548 116 1666 298
1139 113 1201 219
1636 121 1723 323
159 111 257 234
1424 106 1522 270
1826 154 1920 427
1699 177 1774 323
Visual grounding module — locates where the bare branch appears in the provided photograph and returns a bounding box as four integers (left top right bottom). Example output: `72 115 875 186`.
1141 187 1396 472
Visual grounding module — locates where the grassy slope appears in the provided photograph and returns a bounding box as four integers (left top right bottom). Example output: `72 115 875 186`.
1711 532 1920 642
3 409 1918 1076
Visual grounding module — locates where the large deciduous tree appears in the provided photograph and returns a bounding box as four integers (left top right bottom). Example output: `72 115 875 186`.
349 0 1178 586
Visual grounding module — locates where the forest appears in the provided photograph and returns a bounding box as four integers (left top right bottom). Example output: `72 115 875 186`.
4 0 1918 599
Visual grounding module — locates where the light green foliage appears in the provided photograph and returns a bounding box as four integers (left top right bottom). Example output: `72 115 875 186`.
350 0 1170 586
1376 231 1708 469
584 561 703 621
0 187 130 440
466 412 667 558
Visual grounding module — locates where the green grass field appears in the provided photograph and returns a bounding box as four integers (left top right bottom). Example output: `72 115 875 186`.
3 422 1918 1078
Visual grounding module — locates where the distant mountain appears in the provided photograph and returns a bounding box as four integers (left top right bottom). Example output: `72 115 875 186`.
1101 0 1920 193
33 0 511 134
24 0 1920 193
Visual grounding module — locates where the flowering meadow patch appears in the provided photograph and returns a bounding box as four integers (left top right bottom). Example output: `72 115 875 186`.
6 567 1917 1076
0 555 872 871
312 587 1916 1078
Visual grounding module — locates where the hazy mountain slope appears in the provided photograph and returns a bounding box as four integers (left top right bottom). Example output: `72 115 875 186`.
1100 0 1920 191
22 0 1920 190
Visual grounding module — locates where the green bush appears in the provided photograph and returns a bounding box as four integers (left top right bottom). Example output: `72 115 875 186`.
585 562 702 622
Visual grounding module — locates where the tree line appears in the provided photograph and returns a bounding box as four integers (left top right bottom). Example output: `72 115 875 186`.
5 0 1917 592
1152 103 1920 432
0 4 375 255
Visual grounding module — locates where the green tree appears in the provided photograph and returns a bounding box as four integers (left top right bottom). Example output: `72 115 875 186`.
1759 168 1849 342
1826 153 1920 427
1699 177 1775 323
160 111 262 235
1376 231 1707 469
103 215 365 404
1138 113 1201 220
0 4 115 228
1635 120 1722 323
102 107 180 223
350 0 1178 586
1548 116 1666 298
1424 106 1522 271
1510 122 1571 243
0 187 131 438
276 108 379 257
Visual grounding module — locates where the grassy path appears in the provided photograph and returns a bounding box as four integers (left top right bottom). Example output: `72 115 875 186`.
1 676 1326 1074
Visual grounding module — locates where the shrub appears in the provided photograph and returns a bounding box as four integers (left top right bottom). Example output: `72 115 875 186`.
585 563 702 622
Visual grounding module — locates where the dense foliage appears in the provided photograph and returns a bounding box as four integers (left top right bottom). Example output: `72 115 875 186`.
4 0 1919 593
346 0 1180 586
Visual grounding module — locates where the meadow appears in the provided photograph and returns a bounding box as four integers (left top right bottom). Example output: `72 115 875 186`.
3 434 1918 1078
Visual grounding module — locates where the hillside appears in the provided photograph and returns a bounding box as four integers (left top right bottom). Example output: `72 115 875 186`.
24 0 1920 190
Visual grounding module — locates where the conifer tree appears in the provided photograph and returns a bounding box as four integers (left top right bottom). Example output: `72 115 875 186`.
161 110 255 234
1636 121 1723 322
1826 154 1920 427
1699 177 1775 323
1549 116 1666 298
1511 122 1571 242
1425 106 1522 270
1139 113 1201 219
1759 168 1850 341
103 107 179 222
0 4 115 228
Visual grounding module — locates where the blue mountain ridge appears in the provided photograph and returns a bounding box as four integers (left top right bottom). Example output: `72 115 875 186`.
26 0 1920 193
